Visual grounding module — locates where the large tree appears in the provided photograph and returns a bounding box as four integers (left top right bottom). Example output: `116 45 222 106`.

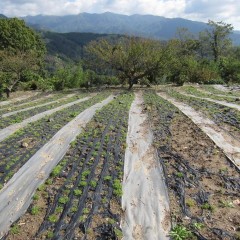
0 18 46 97
204 20 233 62
85 37 165 89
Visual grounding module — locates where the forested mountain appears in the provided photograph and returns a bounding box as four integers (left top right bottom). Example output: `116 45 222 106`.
23 12 240 45
42 31 123 61
0 14 7 19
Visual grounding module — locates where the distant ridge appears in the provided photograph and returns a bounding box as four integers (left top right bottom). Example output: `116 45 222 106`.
22 12 240 45
0 14 7 19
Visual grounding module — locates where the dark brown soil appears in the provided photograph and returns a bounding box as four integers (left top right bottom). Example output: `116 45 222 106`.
161 113 240 239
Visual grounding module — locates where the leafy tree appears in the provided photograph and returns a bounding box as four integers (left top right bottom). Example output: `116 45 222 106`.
85 37 165 89
0 18 46 97
0 50 43 97
204 20 233 62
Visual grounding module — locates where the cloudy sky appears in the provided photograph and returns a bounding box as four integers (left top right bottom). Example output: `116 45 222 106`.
1 0 240 30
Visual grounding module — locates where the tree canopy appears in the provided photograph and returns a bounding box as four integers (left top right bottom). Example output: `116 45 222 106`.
0 18 46 97
85 37 166 89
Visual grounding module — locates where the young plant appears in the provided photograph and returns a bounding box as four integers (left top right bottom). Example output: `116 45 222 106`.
169 225 192 240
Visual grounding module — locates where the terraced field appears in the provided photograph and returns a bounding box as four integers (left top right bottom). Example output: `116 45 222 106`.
0 87 239 240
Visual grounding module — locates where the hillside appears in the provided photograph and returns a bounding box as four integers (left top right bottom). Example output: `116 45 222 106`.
23 12 240 45
42 31 123 61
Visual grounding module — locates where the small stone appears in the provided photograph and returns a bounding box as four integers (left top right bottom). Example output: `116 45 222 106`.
233 199 240 206
183 216 191 221
21 142 28 148
47 118 54 122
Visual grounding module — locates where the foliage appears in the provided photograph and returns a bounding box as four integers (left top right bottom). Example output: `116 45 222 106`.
169 225 192 240
0 18 46 97
85 36 166 89
203 20 233 62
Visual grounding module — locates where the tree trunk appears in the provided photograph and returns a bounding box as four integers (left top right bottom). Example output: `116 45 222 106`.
128 79 134 90
5 88 11 98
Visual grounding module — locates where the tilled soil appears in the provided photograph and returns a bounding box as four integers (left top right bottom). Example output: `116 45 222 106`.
144 92 240 240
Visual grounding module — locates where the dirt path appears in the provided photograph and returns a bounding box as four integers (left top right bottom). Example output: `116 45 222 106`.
0 96 93 142
177 91 240 111
1 93 76 118
0 92 39 107
122 92 170 240
158 92 240 170
0 95 114 239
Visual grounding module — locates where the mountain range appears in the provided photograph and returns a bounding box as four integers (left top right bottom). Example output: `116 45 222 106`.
22 12 240 45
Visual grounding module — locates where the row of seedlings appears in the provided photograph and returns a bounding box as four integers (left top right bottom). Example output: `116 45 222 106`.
0 92 69 115
201 85 240 98
0 91 49 109
144 91 240 240
180 86 240 103
165 89 240 140
6 92 134 240
0 92 89 129
0 92 111 188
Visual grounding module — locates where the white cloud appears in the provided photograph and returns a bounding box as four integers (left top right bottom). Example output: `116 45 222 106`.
0 0 240 29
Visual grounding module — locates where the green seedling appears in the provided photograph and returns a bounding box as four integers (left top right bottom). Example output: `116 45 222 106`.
51 165 62 177
201 203 214 211
169 225 192 240
10 224 20 234
58 196 69 204
90 180 97 188
192 222 204 230
83 208 90 214
113 179 123 197
30 205 40 215
219 200 234 208
48 214 58 223
73 189 82 196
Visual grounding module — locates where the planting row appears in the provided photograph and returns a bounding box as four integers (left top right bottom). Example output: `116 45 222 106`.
0 92 68 115
166 89 240 140
180 86 240 103
6 92 134 240
0 93 88 129
0 92 110 188
0 92 49 109
144 91 240 240
201 85 240 97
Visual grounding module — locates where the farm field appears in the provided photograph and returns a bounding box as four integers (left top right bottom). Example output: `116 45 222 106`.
0 86 239 240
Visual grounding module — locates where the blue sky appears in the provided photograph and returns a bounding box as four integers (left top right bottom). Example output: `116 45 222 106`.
1 0 240 30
